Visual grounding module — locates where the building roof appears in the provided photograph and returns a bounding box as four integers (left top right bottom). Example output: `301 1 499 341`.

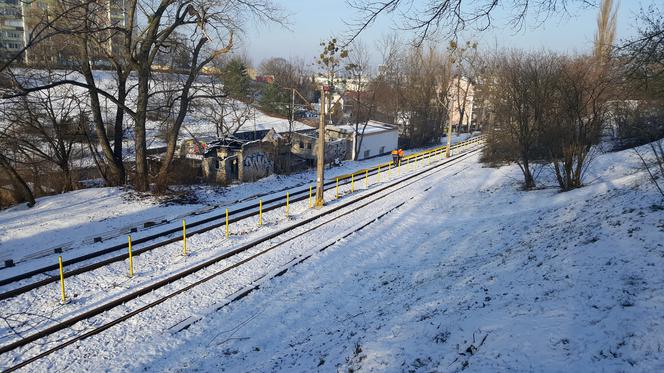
328 120 398 135
235 113 314 134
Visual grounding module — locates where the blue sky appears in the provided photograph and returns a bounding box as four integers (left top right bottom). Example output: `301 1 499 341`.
241 0 649 67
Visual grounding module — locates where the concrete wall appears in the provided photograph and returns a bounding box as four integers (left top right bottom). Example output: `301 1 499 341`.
354 130 398 160
202 153 238 185
239 142 275 182
290 132 317 160
325 139 351 162
291 131 351 163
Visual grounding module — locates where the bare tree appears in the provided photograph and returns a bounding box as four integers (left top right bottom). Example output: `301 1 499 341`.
2 0 284 194
0 136 35 207
1 86 85 193
399 44 450 147
484 51 557 189
545 57 608 191
345 40 378 160
593 0 618 66
372 33 404 125
620 4 664 198
346 0 597 46
448 40 479 135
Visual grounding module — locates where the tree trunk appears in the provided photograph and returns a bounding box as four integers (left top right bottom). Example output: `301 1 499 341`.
80 59 125 186
134 66 150 192
0 157 35 207
521 157 536 189
60 162 73 193
112 72 128 184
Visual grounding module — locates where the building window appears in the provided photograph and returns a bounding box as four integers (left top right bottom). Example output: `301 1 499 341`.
379 146 385 154
307 143 312 150
299 141 304 148
364 150 370 158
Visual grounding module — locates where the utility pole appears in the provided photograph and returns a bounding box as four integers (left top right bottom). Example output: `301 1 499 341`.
445 96 454 157
445 60 455 158
287 88 295 169
290 88 295 124
315 86 326 207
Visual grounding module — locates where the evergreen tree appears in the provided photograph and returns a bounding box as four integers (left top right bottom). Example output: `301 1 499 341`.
259 83 290 117
221 58 251 99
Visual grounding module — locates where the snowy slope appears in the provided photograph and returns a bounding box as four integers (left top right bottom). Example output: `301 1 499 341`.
144 148 664 372
1 143 662 371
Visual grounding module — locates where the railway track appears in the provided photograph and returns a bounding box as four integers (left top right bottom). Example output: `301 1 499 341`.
0 143 484 372
0 136 484 300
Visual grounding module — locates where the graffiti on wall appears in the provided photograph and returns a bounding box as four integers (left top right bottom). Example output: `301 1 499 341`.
243 152 274 178
325 139 348 161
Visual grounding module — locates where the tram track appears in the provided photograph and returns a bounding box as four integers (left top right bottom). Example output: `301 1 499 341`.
0 144 483 372
0 137 483 300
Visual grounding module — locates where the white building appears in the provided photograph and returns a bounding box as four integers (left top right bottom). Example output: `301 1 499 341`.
327 120 398 160
447 76 475 131
314 75 370 92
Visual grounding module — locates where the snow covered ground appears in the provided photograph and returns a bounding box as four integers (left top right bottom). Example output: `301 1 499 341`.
1 142 662 371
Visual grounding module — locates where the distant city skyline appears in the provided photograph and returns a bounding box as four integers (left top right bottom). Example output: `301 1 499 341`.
241 0 648 68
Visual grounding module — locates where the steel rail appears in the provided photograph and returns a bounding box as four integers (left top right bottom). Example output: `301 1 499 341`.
0 137 484 300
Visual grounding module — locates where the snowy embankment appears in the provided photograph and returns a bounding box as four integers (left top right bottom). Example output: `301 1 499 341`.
2 143 661 371
149 146 662 372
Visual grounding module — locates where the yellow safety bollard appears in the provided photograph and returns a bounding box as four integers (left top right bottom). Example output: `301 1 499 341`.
309 186 313 208
365 169 368 189
259 199 263 226
378 165 381 183
58 256 66 303
336 178 339 199
351 174 355 192
398 160 401 175
286 192 290 218
182 219 187 256
225 208 229 238
128 236 134 278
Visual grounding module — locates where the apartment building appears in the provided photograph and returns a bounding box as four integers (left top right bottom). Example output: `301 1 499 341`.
0 0 24 59
0 0 128 64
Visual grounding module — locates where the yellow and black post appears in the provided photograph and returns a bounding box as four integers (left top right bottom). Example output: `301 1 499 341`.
182 219 187 256
259 199 263 226
128 236 134 278
225 208 229 238
58 256 66 303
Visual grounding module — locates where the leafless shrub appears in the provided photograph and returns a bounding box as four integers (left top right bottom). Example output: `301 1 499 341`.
482 51 554 189
543 57 609 191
